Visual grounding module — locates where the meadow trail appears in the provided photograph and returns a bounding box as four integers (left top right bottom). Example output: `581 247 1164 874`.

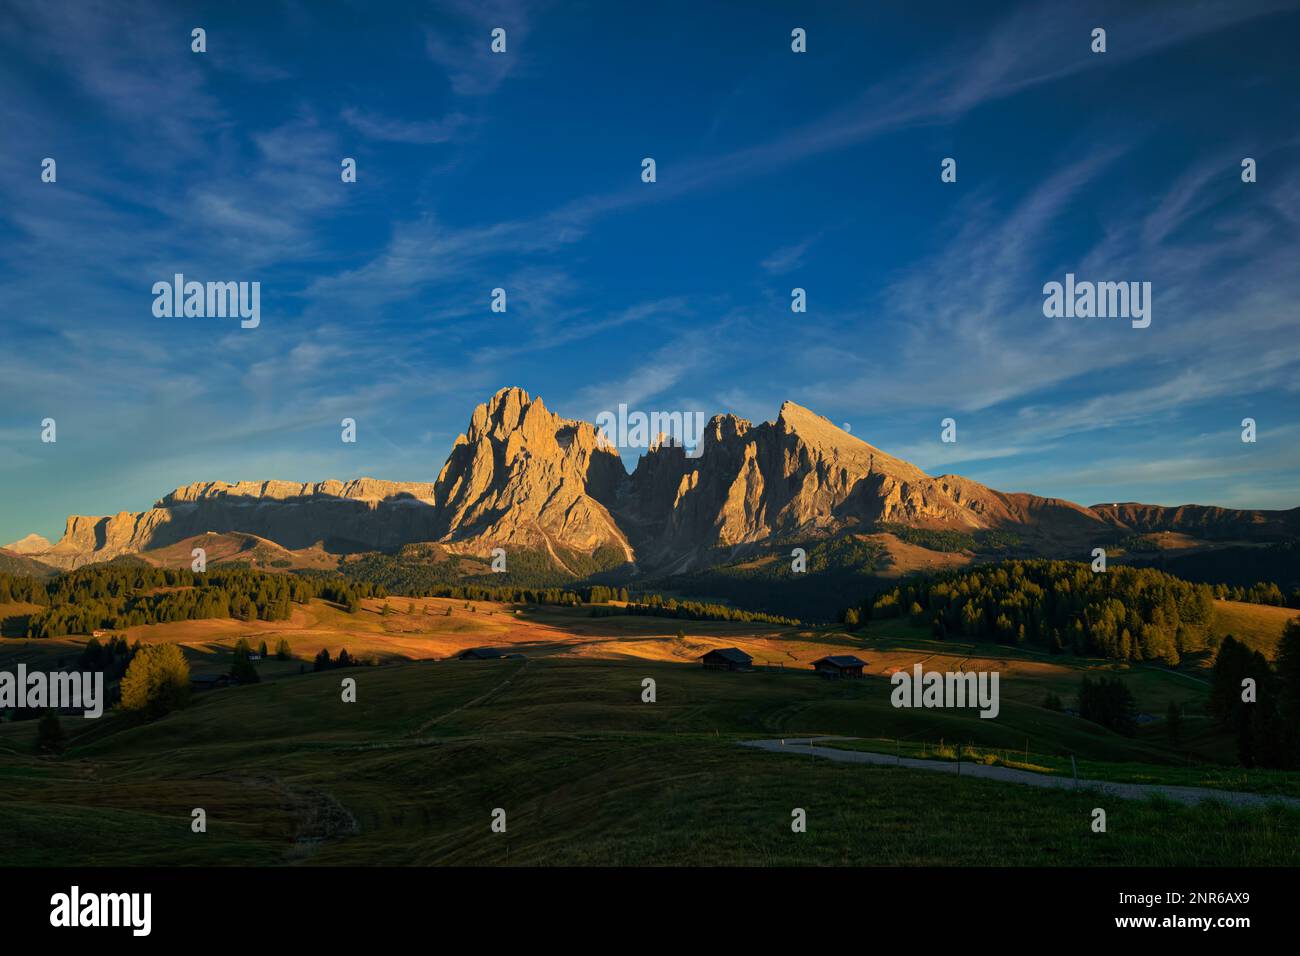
742 737 1300 810
409 659 530 735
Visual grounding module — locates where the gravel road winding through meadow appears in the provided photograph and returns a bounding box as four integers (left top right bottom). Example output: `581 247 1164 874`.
741 737 1300 809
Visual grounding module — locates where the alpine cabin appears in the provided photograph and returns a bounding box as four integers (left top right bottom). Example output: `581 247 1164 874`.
699 648 754 672
811 655 867 679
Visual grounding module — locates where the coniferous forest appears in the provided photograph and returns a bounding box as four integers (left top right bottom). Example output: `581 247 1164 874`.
3 566 385 638
1 566 798 636
1208 624 1300 769
859 560 1218 663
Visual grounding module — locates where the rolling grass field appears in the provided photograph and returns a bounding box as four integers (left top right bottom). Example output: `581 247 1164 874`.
1210 599 1299 660
2 593 1297 866
2 647 1299 866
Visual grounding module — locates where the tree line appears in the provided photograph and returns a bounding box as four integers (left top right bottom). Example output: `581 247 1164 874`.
1208 622 1300 768
3 562 798 637
640 535 889 622
856 560 1216 663
409 582 630 606
876 523 1022 555
1210 581 1300 608
7 567 387 638
367 581 799 625
340 543 629 593
313 647 375 670
595 594 799 626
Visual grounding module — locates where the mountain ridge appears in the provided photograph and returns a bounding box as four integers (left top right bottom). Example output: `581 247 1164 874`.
13 386 1299 572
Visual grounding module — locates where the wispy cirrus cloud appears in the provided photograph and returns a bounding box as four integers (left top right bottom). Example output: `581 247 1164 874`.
761 234 820 275
1 0 1297 542
423 0 537 95
341 106 471 144
321 0 1293 341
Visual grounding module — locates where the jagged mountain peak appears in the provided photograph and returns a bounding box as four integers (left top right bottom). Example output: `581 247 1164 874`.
775 400 865 448
775 398 821 423
467 386 545 438
29 387 1299 574
768 401 927 484
432 386 631 561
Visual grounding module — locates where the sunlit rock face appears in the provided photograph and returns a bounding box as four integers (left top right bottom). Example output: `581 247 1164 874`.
28 388 1299 572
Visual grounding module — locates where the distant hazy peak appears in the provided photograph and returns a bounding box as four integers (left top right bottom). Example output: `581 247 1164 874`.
2 533 52 553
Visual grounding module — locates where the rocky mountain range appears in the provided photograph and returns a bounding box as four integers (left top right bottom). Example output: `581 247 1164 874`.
6 386 1299 574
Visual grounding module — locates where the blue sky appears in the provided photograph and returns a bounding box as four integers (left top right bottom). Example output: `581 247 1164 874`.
1 0 1298 546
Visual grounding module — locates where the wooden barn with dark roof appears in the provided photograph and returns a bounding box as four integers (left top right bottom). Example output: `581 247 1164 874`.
699 647 754 672
811 655 867 679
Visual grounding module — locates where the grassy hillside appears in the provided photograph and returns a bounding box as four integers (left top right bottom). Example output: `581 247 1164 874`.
3 646 1299 866
4 573 1298 867
0 551 56 577
1128 538 1300 592
136 532 341 572
0 601 42 638
1211 599 1299 660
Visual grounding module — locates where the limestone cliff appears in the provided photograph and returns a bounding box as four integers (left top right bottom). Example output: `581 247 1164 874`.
21 388 1298 572
430 387 633 567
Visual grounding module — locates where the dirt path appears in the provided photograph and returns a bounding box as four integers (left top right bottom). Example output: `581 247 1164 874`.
741 737 1300 809
410 659 529 735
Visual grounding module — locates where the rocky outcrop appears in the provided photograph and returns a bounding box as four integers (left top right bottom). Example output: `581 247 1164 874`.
621 401 1124 568
158 478 437 506
430 387 633 565
33 479 442 569
19 387 1298 572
